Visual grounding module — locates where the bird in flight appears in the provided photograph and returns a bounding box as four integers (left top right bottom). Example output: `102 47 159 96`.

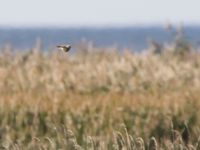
57 45 71 52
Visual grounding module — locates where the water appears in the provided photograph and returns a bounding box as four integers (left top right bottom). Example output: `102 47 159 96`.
0 26 200 52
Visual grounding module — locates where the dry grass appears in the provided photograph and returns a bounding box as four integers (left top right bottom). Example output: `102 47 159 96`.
0 46 200 149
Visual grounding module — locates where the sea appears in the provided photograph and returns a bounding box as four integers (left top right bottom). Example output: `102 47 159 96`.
0 26 200 52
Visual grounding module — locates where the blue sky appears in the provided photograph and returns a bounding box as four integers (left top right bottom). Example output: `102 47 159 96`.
0 0 199 27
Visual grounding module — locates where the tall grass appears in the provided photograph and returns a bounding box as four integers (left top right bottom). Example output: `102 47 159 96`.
0 44 200 149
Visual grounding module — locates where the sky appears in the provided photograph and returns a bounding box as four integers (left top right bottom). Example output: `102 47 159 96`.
0 0 199 27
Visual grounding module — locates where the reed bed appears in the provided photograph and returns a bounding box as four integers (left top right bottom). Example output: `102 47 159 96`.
0 46 200 149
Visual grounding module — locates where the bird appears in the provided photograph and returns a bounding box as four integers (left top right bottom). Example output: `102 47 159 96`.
57 45 71 52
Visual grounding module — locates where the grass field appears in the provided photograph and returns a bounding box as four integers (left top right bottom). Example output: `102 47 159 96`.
0 45 200 149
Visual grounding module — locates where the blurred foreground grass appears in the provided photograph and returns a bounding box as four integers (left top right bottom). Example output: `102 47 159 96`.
0 46 200 149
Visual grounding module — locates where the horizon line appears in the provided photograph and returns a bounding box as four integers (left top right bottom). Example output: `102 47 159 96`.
1 24 200 29
1 22 200 29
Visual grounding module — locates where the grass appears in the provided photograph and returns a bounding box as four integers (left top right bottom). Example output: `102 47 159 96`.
0 45 200 149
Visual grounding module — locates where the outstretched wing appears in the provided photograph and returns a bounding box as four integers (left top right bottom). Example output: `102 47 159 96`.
56 45 71 52
57 45 64 48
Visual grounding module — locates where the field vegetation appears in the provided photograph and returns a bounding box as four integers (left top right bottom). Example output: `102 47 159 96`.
0 26 200 149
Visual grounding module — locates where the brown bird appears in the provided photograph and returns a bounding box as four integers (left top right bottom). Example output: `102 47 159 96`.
57 45 71 52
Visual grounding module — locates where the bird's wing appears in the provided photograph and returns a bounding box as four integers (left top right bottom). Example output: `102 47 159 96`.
57 45 63 48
